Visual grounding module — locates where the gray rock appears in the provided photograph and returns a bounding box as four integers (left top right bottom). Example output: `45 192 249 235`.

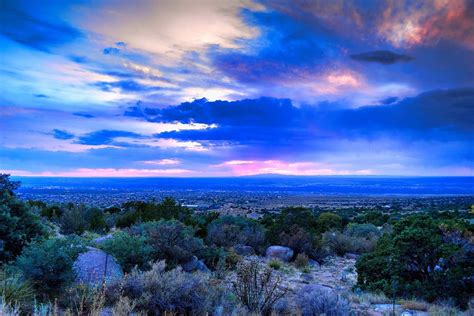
308 259 320 269
233 244 255 256
344 253 359 260
73 247 123 285
300 273 314 283
182 256 210 273
92 234 113 245
265 245 294 262
181 256 199 272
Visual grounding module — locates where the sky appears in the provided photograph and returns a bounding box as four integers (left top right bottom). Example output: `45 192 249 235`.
0 0 473 177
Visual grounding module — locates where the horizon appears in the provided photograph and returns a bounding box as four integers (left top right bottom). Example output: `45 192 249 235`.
1 1 473 177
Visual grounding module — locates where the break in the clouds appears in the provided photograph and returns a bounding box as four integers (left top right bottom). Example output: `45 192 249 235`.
0 0 473 177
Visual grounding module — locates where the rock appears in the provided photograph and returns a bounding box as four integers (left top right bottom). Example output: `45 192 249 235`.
92 234 113 245
196 260 210 273
181 256 210 273
308 259 320 269
181 256 199 272
344 253 359 260
73 247 123 285
265 246 294 262
233 244 255 256
300 273 314 283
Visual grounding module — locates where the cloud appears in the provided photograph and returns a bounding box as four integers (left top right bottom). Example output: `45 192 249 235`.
103 47 120 55
52 129 75 140
73 112 95 118
0 2 82 52
3 168 194 177
76 130 143 145
140 158 180 165
351 50 413 64
34 94 49 98
93 80 162 93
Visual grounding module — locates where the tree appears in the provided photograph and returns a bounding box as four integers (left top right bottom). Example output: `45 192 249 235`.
356 215 473 308
0 174 48 263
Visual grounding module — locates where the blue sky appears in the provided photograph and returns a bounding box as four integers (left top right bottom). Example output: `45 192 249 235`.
1 0 473 177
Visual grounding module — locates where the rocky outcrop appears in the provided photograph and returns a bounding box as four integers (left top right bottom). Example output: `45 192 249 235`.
265 245 294 262
73 247 123 285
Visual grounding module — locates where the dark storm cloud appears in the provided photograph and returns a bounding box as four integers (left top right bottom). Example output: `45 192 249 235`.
350 50 413 64
148 88 474 150
0 2 82 52
52 129 74 140
76 130 143 145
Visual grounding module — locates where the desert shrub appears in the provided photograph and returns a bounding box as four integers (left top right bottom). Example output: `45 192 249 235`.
59 205 106 234
200 245 226 270
294 253 309 269
323 231 377 256
132 220 204 266
107 261 215 314
355 211 390 226
0 270 34 311
224 248 241 270
188 211 220 238
116 198 193 227
295 284 350 316
233 259 287 314
0 174 48 263
277 224 318 256
99 231 153 272
345 223 381 239
356 214 474 308
60 283 106 315
206 215 266 251
265 207 319 242
268 259 282 270
15 236 87 298
317 212 343 233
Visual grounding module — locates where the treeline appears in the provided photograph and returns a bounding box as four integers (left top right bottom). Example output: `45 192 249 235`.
1 174 473 314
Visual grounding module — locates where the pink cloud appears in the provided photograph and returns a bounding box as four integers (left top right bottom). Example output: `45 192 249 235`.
1 168 194 177
212 160 373 176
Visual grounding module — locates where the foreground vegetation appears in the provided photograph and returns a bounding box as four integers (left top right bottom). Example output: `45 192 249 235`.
1 174 473 315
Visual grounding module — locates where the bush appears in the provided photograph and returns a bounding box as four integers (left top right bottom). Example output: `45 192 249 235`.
233 259 287 314
107 261 215 314
15 236 87 298
322 231 377 256
60 283 106 315
265 207 319 243
206 215 266 251
59 205 106 234
0 270 34 311
268 259 282 270
356 215 474 308
132 220 204 266
99 231 153 272
317 212 343 233
0 174 48 263
294 253 309 269
278 225 318 256
295 284 350 316
345 223 381 239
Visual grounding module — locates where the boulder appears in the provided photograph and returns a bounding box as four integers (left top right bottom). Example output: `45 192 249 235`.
308 259 320 269
300 273 314 283
344 253 359 260
181 256 210 273
182 256 199 272
265 245 294 262
92 234 113 245
73 247 123 285
233 244 255 256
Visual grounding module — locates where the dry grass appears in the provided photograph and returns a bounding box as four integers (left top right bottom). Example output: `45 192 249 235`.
400 299 430 311
350 292 391 305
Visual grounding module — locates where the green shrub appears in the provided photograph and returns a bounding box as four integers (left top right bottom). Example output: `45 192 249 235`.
59 205 106 234
268 259 282 270
132 220 205 266
294 253 309 269
0 174 48 263
356 215 474 308
317 212 343 233
106 261 216 314
323 231 377 256
0 270 34 310
345 223 381 239
15 236 87 298
206 215 266 251
99 231 153 272
277 225 318 256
